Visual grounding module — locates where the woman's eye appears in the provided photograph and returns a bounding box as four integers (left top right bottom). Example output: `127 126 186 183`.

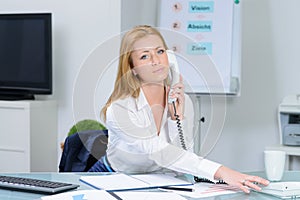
157 49 165 54
140 54 149 60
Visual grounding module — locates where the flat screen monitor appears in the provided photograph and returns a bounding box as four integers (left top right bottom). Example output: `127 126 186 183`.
0 13 52 100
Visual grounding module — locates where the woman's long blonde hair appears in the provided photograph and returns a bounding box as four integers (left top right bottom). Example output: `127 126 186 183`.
101 25 168 122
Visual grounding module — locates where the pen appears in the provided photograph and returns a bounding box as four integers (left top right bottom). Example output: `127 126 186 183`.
159 186 194 192
108 191 122 200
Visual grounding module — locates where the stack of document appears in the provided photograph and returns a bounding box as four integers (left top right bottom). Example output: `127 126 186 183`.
80 173 193 192
163 182 240 198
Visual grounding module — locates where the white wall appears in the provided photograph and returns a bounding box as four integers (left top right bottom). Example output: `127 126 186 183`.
0 0 121 169
121 0 158 31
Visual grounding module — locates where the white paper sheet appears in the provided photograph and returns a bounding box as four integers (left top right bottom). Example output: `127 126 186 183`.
40 190 116 200
160 183 240 198
130 174 192 187
115 191 187 200
80 173 192 191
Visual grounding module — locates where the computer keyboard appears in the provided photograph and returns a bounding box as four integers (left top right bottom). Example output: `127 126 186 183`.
0 175 79 194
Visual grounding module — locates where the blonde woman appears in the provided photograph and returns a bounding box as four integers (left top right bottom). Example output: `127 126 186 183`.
89 25 269 193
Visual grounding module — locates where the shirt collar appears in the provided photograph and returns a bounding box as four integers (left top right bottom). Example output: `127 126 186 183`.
136 87 168 111
136 89 148 110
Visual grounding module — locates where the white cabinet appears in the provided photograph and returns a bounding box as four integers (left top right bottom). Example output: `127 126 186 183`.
0 100 57 172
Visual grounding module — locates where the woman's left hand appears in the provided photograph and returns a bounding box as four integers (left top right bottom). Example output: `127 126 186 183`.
168 75 185 120
214 166 270 193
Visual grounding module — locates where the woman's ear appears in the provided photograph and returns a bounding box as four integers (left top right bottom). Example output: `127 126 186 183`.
132 69 137 76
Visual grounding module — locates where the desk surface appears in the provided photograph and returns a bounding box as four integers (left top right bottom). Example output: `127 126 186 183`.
1 171 300 200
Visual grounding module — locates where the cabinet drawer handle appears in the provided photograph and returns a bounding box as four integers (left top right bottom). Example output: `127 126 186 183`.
0 147 25 153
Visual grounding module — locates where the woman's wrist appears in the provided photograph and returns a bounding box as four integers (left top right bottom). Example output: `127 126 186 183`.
214 165 225 180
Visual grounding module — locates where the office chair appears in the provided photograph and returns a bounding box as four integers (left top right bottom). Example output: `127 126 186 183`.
60 119 106 150
59 129 108 172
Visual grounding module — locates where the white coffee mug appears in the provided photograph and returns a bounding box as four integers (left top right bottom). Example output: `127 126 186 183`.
264 150 286 181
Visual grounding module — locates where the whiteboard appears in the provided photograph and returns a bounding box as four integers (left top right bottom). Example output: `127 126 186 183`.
157 0 241 95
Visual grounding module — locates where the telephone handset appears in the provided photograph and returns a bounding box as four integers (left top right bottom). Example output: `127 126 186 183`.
166 50 186 150
166 50 180 104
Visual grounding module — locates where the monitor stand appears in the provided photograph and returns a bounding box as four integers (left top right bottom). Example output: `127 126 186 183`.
0 94 35 101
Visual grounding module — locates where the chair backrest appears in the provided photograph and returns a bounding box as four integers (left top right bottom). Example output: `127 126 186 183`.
59 129 108 172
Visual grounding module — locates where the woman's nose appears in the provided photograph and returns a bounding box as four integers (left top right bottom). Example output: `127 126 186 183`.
151 52 160 66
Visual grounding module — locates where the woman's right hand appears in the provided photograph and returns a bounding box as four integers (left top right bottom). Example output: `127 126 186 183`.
168 75 185 120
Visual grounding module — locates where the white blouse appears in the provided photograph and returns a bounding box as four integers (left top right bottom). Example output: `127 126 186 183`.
105 89 221 180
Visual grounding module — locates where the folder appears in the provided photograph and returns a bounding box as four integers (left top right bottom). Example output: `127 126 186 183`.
80 173 193 192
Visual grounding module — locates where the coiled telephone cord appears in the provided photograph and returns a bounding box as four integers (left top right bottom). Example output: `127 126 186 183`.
172 101 186 150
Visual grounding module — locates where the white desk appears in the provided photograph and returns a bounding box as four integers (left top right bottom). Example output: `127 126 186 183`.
265 145 300 170
1 171 299 200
